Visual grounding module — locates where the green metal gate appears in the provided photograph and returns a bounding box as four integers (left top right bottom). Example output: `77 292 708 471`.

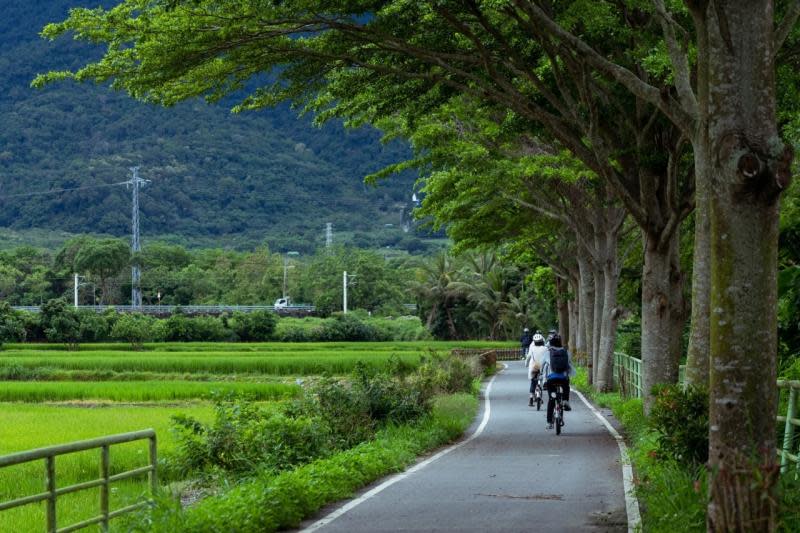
0 429 157 533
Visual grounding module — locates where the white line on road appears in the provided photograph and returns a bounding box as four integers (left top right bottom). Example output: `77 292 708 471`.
574 390 642 533
301 365 504 532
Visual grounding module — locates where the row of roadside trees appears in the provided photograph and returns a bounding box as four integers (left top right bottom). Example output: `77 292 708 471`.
36 2 800 527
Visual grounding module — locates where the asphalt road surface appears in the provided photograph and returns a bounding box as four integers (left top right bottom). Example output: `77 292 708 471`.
298 362 632 532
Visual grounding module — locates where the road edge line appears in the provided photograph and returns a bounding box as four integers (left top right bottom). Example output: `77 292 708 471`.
574 390 642 533
301 364 504 532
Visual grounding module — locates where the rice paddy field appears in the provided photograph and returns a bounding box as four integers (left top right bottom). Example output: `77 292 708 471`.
0 340 510 532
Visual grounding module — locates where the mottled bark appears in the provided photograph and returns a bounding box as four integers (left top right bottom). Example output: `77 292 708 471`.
595 231 620 392
685 173 711 387
640 230 683 412
685 40 711 388
577 254 595 385
555 276 570 349
569 277 582 354
701 3 788 530
592 265 605 384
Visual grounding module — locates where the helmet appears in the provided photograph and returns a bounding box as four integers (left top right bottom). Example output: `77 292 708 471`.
549 334 563 347
523 327 529 332
532 333 544 345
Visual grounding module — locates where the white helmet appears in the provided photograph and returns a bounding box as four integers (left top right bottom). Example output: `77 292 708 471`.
532 333 544 344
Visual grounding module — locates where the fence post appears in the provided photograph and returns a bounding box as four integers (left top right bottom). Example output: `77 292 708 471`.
149 435 158 495
781 387 797 474
46 456 56 533
100 445 110 532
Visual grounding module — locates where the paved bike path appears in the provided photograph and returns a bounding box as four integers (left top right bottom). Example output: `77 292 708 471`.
298 363 630 532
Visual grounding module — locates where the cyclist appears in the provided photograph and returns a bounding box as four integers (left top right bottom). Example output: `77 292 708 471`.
545 329 557 347
543 333 574 429
525 333 548 406
519 327 533 360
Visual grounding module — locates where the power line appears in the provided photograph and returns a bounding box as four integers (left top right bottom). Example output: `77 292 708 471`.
0 181 130 200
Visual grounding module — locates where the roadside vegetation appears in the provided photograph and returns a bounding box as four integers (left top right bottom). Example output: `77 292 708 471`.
573 369 800 532
0 341 494 531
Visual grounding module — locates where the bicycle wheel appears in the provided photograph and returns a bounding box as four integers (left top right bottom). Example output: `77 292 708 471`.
555 405 562 435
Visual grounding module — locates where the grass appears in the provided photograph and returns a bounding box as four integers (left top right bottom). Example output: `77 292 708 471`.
4 340 513 353
573 368 706 532
0 340 500 531
0 381 301 402
0 353 423 375
0 403 215 533
140 393 479 532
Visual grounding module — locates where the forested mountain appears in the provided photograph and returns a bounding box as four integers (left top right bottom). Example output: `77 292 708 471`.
0 0 417 252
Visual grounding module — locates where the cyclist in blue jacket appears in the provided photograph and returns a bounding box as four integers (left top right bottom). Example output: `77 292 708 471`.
544 333 574 429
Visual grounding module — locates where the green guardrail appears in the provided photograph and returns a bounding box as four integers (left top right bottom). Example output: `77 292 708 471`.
0 429 157 533
612 353 800 475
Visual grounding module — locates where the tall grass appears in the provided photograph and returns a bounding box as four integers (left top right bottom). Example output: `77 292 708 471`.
0 381 300 402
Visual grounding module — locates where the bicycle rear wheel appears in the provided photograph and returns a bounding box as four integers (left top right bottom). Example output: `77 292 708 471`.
555 407 562 435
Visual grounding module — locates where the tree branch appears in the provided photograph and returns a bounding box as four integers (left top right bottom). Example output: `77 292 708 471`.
513 0 696 135
651 0 699 117
775 1 800 53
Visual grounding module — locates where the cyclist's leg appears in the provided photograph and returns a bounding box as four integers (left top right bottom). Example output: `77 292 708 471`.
545 381 555 424
563 379 572 410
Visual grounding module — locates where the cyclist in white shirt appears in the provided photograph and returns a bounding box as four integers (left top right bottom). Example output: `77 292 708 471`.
526 333 548 406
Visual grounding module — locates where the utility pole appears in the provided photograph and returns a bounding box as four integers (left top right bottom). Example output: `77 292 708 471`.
283 251 299 298
325 223 333 249
127 167 150 309
74 273 79 308
342 271 355 313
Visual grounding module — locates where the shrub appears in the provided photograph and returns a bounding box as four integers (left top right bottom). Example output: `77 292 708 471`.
230 310 277 341
370 316 432 341
18 311 45 342
77 310 111 342
171 399 330 475
313 314 388 342
649 384 709 464
164 314 230 342
0 302 25 348
40 298 81 350
616 316 641 359
412 352 479 396
111 313 163 350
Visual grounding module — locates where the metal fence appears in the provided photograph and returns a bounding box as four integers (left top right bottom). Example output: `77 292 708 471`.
612 352 643 399
778 380 800 474
612 353 800 474
0 429 157 533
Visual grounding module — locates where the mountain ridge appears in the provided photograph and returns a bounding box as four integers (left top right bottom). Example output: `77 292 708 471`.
0 0 417 252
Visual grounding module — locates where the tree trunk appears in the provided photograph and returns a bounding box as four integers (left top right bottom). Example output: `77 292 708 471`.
686 104 711 388
555 276 570 349
702 3 788 530
592 265 605 385
595 232 620 392
570 277 583 354
577 255 595 385
685 206 711 386
640 230 683 412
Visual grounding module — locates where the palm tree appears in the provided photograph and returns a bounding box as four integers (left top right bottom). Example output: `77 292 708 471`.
411 253 466 339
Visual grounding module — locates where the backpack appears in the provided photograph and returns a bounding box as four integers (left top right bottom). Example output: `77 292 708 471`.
549 347 569 374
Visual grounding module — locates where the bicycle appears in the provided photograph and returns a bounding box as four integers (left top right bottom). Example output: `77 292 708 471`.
533 374 544 411
551 384 566 435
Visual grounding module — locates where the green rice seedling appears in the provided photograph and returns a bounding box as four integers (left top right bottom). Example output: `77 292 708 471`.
0 353 423 375
4 340 513 353
0 381 300 402
0 403 215 532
